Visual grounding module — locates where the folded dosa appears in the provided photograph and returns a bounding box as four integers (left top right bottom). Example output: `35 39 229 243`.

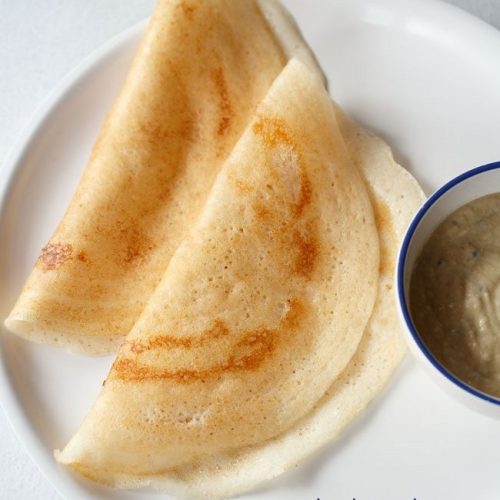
5 0 320 354
99 110 425 499
56 59 379 483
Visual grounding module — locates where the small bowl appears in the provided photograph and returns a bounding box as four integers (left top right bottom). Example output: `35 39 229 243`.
397 161 500 418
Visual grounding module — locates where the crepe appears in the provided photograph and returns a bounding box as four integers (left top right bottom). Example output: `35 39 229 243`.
257 0 325 82
55 59 380 485
5 0 320 355
99 109 425 499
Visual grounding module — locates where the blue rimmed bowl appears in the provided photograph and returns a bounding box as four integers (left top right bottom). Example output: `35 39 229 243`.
397 161 500 418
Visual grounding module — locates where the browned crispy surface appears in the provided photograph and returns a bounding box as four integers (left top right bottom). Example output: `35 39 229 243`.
6 0 287 353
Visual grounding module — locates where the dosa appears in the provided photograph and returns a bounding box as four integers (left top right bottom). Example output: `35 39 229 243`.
5 0 319 354
55 59 379 488
96 107 425 500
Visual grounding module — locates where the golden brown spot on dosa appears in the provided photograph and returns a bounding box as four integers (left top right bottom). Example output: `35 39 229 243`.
235 179 252 193
138 122 169 145
252 116 293 148
212 67 232 136
293 229 317 278
129 319 229 354
295 176 312 217
77 251 88 263
374 200 395 275
138 115 195 146
178 1 197 19
37 243 73 271
120 225 154 265
254 202 270 220
112 300 303 383
252 117 313 216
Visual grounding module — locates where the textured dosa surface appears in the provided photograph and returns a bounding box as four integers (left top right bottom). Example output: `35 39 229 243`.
91 110 425 499
56 60 379 484
257 0 325 82
5 0 295 354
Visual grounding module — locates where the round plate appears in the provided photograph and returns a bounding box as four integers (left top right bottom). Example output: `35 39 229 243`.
1 0 500 498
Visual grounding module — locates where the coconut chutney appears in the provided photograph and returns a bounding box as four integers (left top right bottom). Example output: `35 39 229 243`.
410 192 500 398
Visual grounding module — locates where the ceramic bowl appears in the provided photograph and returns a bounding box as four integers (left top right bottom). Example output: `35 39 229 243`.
397 161 500 418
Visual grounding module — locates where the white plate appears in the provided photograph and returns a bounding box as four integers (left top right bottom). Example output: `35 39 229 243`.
1 0 500 498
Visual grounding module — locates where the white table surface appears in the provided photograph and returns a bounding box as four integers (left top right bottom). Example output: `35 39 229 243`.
0 1 498 498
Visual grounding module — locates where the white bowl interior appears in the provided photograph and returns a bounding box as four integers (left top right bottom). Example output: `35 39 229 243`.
404 165 500 297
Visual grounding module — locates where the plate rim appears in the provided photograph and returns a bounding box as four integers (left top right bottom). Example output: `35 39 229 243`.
1 0 499 498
